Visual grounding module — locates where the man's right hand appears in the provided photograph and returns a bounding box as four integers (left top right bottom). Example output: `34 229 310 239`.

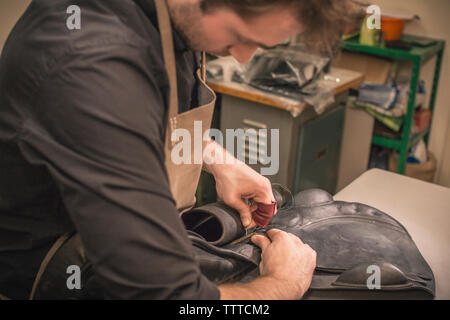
219 229 316 300
251 229 316 299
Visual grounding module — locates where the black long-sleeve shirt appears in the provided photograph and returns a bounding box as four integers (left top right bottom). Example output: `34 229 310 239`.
0 0 219 299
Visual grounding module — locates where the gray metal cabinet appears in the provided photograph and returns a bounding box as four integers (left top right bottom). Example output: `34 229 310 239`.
219 92 347 194
294 105 345 194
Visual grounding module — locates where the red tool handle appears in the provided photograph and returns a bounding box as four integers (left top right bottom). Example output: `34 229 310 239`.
252 201 277 228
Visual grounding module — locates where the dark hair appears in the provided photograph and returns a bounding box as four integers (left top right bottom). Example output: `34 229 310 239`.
200 0 365 54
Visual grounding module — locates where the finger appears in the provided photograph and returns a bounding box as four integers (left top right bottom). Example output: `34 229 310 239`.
252 178 275 204
227 197 253 228
252 179 278 218
304 243 315 253
266 228 286 241
251 234 271 252
296 236 305 245
249 201 258 213
246 220 257 229
285 232 304 246
252 202 276 228
248 203 260 229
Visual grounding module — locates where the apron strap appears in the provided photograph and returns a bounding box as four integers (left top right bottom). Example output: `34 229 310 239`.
155 0 207 119
201 51 207 82
29 232 73 300
155 0 179 122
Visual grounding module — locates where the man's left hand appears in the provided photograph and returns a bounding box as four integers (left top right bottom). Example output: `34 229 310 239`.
203 141 276 229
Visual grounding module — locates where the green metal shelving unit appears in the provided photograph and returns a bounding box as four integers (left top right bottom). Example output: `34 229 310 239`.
340 35 445 174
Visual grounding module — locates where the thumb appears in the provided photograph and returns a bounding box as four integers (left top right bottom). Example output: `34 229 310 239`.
251 234 271 252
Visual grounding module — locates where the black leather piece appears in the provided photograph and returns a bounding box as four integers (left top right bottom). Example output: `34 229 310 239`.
32 187 435 299
189 234 260 285
185 188 435 298
181 184 294 246
272 183 294 209
183 202 244 246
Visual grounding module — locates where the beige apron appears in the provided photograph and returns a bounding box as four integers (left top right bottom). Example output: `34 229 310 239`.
155 0 216 213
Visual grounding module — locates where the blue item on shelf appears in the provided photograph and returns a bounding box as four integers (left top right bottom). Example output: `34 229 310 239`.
357 83 399 110
407 156 421 164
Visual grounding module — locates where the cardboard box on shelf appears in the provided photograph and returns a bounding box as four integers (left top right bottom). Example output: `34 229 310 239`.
332 51 394 85
389 151 437 183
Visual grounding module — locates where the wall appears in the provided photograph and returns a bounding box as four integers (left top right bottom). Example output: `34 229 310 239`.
1 0 450 187
440 118 450 187
370 0 450 187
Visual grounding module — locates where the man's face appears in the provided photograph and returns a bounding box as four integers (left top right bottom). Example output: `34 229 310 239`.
170 2 303 63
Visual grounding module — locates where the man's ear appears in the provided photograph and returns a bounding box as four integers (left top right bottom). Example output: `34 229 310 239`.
345 0 366 30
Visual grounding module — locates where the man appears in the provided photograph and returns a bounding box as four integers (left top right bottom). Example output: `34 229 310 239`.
0 0 357 299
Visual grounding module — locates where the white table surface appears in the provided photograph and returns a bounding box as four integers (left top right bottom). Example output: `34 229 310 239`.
335 169 450 299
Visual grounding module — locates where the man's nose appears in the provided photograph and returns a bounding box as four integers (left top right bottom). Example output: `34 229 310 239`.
228 44 258 64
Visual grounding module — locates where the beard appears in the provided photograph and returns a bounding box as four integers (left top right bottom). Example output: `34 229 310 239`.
167 0 231 57
167 0 205 51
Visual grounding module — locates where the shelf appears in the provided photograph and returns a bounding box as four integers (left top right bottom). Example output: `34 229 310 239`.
341 34 445 64
372 127 430 150
372 135 402 150
340 33 445 174
408 128 431 148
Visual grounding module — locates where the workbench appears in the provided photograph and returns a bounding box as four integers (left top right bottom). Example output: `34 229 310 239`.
335 169 450 300
201 68 364 200
208 67 364 118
